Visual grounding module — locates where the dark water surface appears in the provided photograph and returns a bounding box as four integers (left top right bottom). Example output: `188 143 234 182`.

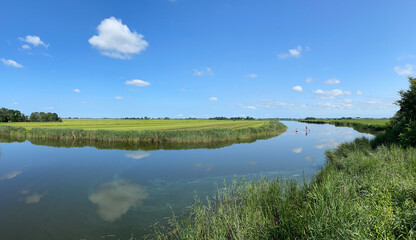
0 121 372 239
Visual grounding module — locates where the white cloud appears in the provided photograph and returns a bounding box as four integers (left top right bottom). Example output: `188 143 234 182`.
356 90 363 95
42 106 54 110
209 97 218 102
313 89 352 100
194 67 214 76
246 73 258 78
292 85 303 92
1 170 22 180
394 64 415 75
278 45 308 59
25 193 45 204
73 89 81 93
125 79 150 87
1 58 23 68
325 78 340 85
89 17 148 60
114 96 124 100
21 44 31 50
125 151 150 159
292 147 302 153
246 106 256 110
19 35 49 48
81 101 87 104
305 77 314 83
89 179 148 222
317 102 352 110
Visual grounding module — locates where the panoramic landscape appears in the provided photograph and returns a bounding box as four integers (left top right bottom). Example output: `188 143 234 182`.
1 1 415 239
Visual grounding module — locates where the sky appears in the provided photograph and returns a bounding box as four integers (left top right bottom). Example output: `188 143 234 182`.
1 0 416 118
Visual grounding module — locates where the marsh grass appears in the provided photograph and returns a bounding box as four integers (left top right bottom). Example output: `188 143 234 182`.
149 137 416 239
0 120 287 146
299 119 388 133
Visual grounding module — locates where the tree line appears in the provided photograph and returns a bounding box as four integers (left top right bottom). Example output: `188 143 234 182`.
0 108 62 122
209 116 256 120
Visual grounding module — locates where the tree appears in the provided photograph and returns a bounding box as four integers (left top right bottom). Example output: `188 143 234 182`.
379 77 416 147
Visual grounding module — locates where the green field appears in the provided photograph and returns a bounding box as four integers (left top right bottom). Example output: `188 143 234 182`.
0 119 287 146
299 118 389 133
0 119 269 131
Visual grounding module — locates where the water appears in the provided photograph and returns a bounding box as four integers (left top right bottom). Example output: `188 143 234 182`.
0 121 372 239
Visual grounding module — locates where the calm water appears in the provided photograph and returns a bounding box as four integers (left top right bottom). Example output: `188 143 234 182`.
0 121 372 239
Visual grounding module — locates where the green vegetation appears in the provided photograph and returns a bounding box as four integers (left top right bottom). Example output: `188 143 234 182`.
0 119 268 130
299 118 389 133
150 78 416 239
0 107 62 122
151 138 416 239
0 120 287 146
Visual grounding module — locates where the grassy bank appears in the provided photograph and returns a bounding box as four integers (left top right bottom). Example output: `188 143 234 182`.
299 119 389 133
150 137 416 239
0 120 287 145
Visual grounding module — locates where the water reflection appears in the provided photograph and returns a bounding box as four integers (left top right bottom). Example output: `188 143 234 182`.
88 179 148 222
24 193 45 204
125 151 150 160
291 147 302 153
1 170 22 180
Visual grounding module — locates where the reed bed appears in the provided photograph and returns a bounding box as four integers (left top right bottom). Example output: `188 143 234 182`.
299 119 388 133
0 120 286 145
150 137 416 239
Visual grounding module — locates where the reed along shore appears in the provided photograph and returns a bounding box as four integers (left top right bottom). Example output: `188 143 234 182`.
0 120 287 144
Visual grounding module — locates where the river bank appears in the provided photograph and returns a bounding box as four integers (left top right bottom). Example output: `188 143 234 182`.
0 120 287 145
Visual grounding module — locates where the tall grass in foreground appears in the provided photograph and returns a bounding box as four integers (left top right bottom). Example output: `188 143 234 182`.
150 137 416 239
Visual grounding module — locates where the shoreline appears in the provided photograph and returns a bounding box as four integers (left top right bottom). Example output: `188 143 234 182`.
0 120 287 148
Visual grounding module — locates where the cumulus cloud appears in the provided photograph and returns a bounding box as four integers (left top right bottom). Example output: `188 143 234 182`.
73 89 81 93
209 97 218 102
394 64 415 75
19 35 49 48
325 78 341 85
313 89 352 99
356 90 363 95
278 45 308 59
292 85 303 92
246 73 258 78
305 77 314 83
25 193 45 204
125 151 150 160
1 58 23 68
125 79 150 87
292 147 302 153
21 44 31 50
89 179 148 222
89 17 149 60
194 67 214 76
114 96 124 100
1 170 22 180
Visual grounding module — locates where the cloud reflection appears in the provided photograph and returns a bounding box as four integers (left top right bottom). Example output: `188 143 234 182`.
291 147 302 153
1 170 22 180
89 179 148 222
25 193 44 204
125 151 150 160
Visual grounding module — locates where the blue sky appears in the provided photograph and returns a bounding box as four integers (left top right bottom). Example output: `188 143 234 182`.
1 0 415 118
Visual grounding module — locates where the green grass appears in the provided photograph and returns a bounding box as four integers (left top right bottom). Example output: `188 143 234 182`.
0 119 268 130
0 120 287 145
299 118 389 133
150 138 416 239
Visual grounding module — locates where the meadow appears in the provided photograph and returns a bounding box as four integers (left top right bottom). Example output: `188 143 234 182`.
0 119 287 145
0 119 268 130
299 118 389 133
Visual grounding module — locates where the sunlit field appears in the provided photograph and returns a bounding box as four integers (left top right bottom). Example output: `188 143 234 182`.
0 119 269 131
